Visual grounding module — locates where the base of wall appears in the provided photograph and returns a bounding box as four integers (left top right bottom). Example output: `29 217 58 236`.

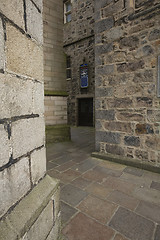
46 125 71 144
91 152 160 174
0 175 61 240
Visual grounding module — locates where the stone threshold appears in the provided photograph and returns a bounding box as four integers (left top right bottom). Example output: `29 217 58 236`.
0 175 59 240
91 152 160 174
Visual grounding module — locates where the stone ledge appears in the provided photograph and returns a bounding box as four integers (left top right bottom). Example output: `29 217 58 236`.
46 125 71 144
44 90 68 97
91 152 160 174
0 175 60 240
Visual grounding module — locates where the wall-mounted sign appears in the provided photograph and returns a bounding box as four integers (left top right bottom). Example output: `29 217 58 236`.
80 64 88 88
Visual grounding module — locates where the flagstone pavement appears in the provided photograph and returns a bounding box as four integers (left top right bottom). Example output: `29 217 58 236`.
46 127 160 240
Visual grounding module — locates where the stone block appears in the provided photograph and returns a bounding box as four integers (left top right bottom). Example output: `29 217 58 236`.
95 43 113 54
6 23 43 82
117 60 144 72
0 125 10 167
105 143 124 156
0 175 60 240
119 36 139 49
0 0 24 29
107 98 133 108
136 97 152 107
95 17 114 34
12 117 45 159
104 121 132 133
96 131 121 144
148 29 160 41
103 0 124 17
31 147 46 185
124 136 140 147
0 18 5 70
96 110 115 120
24 201 54 240
0 73 44 119
52 187 60 219
32 0 43 11
46 212 61 240
96 87 113 97
135 123 154 134
0 157 30 218
26 0 43 44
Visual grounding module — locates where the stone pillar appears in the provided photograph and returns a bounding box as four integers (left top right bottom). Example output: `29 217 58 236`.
94 0 160 168
43 0 70 143
0 1 60 239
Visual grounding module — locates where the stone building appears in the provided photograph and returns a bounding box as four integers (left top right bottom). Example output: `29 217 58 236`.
63 0 95 126
0 1 60 239
94 0 160 169
43 0 70 143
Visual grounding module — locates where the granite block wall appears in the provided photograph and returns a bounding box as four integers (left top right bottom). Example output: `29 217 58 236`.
95 0 160 166
0 1 60 239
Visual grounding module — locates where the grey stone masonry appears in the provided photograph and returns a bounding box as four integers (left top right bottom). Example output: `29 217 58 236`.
95 0 160 166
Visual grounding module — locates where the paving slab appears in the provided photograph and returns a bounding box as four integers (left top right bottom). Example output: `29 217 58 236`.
71 177 92 190
107 190 139 211
61 184 88 207
123 166 144 177
135 200 160 224
77 195 117 224
109 207 155 240
85 182 112 199
155 225 160 240
60 201 78 225
150 181 160 191
63 212 114 240
46 127 160 240
71 158 97 173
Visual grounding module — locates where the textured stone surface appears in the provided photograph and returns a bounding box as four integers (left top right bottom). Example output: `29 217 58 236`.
6 23 43 81
150 181 160 191
155 225 160 240
77 195 117 224
0 18 4 70
107 190 139 210
60 201 77 225
0 73 44 119
24 201 53 240
61 184 88 206
109 207 154 240
0 0 24 29
136 201 160 224
0 125 10 167
12 117 45 159
63 212 114 240
0 157 30 218
95 0 160 165
31 147 46 185
26 0 43 44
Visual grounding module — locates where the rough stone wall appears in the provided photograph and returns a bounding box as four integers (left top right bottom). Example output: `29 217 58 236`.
64 0 95 126
0 1 60 239
95 0 160 166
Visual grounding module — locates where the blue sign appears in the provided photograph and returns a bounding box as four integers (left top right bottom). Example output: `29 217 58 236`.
80 64 88 88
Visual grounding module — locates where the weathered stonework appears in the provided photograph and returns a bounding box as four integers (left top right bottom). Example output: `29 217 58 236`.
0 1 60 239
43 0 69 142
95 0 160 166
63 0 95 126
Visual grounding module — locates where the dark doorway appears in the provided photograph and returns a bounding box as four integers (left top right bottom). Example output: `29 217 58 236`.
78 98 93 126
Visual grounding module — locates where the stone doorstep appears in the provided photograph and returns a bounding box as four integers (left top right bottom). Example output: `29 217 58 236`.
0 175 60 240
92 152 160 174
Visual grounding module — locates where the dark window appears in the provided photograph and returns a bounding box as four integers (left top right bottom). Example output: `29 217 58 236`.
66 56 71 79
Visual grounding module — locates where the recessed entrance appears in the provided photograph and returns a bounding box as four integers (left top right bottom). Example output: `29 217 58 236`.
78 98 93 126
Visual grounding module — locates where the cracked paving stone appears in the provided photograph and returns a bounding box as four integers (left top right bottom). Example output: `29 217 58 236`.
109 207 154 240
